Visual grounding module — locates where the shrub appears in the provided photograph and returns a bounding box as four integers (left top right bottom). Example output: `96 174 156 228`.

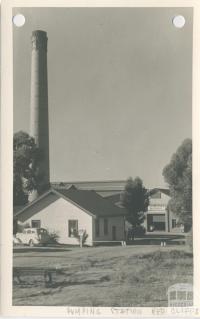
48 230 60 243
75 230 88 246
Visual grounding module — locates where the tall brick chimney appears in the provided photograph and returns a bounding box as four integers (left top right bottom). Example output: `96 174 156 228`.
29 30 50 200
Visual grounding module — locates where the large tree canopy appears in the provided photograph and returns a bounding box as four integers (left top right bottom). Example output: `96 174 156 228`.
120 177 149 226
13 131 40 206
162 138 192 228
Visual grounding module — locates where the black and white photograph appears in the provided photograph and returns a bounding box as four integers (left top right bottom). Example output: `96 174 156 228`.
7 4 195 309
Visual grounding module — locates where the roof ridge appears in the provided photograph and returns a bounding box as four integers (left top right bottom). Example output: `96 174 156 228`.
55 187 126 216
51 180 127 184
15 186 128 218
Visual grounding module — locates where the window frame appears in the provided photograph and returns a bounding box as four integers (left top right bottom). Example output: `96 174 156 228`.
172 219 177 228
68 219 78 238
31 220 41 228
95 219 100 237
104 218 108 235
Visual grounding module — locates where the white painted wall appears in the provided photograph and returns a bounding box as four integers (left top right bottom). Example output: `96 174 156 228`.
148 192 169 211
18 196 93 245
17 192 126 245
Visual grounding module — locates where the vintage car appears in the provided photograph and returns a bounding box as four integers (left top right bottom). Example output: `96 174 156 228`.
16 228 50 246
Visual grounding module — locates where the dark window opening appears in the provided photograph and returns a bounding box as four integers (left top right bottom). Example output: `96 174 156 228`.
112 226 116 240
172 219 177 228
104 218 108 235
68 220 78 237
147 214 166 231
95 219 100 237
31 220 41 228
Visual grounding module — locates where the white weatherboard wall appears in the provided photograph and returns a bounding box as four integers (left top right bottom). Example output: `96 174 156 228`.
148 192 169 210
18 195 93 245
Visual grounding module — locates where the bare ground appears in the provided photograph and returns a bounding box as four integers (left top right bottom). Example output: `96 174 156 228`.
13 244 193 306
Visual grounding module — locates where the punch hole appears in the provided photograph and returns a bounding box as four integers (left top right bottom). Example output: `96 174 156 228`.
13 14 25 27
172 15 185 28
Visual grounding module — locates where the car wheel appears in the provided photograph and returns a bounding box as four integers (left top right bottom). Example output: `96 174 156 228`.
29 240 34 247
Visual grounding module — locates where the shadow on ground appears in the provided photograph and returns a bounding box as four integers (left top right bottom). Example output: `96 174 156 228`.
13 247 72 253
13 234 186 252
129 234 185 245
13 274 110 289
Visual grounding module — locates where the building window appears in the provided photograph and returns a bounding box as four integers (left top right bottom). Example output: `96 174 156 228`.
31 220 41 228
68 220 78 237
95 219 100 237
172 219 177 228
104 218 108 235
152 215 165 222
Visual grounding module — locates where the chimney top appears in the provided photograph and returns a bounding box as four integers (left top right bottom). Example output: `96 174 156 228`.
32 30 47 37
31 30 48 51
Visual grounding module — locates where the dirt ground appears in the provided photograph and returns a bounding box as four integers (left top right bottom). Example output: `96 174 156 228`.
13 243 193 307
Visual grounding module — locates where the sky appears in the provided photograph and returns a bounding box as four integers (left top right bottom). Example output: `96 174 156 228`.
13 7 193 187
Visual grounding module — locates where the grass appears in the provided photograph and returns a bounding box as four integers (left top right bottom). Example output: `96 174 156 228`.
13 244 193 306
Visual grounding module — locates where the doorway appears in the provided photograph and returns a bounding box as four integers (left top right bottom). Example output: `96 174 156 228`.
147 214 166 231
112 226 116 240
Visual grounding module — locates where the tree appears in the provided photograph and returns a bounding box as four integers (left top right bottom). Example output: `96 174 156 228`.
162 138 192 229
13 131 40 206
120 177 149 226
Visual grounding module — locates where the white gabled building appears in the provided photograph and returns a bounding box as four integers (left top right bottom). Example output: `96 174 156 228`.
15 186 127 246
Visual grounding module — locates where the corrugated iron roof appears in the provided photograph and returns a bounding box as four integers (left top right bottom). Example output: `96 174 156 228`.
57 186 127 217
15 186 127 218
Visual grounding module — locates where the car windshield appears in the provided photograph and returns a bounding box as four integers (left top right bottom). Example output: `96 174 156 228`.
38 228 47 234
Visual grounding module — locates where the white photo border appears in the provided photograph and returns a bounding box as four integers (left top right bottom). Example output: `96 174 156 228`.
1 0 200 316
